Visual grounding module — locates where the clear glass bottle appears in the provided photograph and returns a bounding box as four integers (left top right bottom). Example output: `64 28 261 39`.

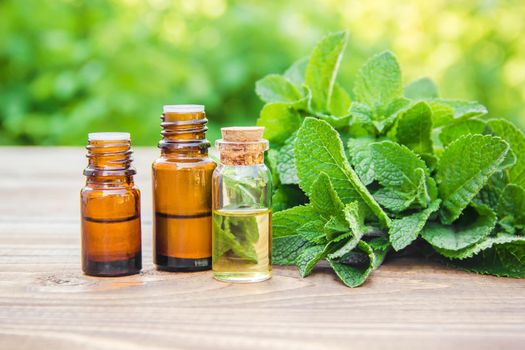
212 127 272 283
81 132 142 276
152 105 216 271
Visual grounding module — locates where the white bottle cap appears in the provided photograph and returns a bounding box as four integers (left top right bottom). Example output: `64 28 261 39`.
88 132 131 141
163 105 205 113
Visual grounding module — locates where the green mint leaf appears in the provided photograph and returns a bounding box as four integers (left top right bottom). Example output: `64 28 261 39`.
305 31 348 113
213 215 258 264
394 101 433 155
273 204 317 237
310 172 344 220
427 99 487 128
370 141 437 208
372 97 411 134
368 236 390 267
437 134 509 224
488 119 525 188
272 205 318 264
327 241 375 288
353 51 402 108
474 171 508 209
257 102 302 145
422 205 497 251
255 74 303 103
272 234 312 265
439 119 487 147
327 202 367 259
284 57 308 89
497 184 525 227
295 118 390 227
347 137 376 185
389 200 441 251
275 135 299 184
404 77 438 99
328 83 351 117
297 220 327 244
323 216 352 241
271 185 307 213
374 187 416 212
451 235 525 277
297 245 326 277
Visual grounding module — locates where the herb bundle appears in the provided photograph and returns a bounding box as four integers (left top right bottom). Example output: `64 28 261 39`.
256 31 525 287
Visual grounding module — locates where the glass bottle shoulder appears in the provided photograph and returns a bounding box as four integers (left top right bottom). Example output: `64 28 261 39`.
153 155 217 171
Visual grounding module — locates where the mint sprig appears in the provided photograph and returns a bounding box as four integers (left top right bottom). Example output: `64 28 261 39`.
257 31 525 287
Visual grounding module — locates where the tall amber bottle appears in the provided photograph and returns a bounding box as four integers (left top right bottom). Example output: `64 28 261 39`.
81 132 142 276
153 105 216 271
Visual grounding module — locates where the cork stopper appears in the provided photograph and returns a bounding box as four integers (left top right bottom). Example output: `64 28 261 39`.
216 127 268 165
221 127 264 142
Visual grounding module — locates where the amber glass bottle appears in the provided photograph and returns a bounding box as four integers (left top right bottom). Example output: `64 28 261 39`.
81 132 142 277
153 105 216 271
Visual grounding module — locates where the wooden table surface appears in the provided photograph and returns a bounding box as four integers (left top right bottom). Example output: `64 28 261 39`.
0 147 524 350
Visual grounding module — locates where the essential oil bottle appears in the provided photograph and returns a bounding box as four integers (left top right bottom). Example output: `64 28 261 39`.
152 105 216 271
81 132 142 276
212 127 272 283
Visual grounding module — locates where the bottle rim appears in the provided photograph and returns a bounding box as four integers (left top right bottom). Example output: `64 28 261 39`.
163 105 205 113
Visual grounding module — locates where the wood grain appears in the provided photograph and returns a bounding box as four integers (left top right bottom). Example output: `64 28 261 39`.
0 147 524 350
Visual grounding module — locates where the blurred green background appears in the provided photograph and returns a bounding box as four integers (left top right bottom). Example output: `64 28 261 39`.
1 0 524 145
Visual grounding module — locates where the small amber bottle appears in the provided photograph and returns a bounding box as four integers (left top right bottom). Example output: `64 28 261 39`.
81 132 142 276
153 105 216 271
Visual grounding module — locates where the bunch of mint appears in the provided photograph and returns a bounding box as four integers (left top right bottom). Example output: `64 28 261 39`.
256 31 525 287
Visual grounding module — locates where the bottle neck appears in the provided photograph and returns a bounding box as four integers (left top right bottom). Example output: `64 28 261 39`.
216 140 268 166
158 111 210 158
83 139 136 183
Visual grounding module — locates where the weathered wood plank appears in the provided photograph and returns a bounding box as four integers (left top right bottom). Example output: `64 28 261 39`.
0 147 524 350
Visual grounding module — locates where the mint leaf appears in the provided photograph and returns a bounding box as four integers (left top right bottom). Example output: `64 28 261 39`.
488 119 525 188
273 204 317 237
347 137 376 185
427 99 487 127
213 215 258 264
305 31 348 112
437 134 509 224
275 135 299 184
327 241 375 288
272 234 312 265
295 118 390 227
255 74 303 103
439 119 486 147
284 57 308 88
374 187 416 212
297 245 325 277
389 200 441 251
452 235 525 277
310 173 344 220
498 184 525 228
257 102 302 145
394 101 433 155
404 77 438 99
372 97 411 134
370 141 437 210
327 202 367 259
328 83 351 117
273 205 318 265
297 220 327 244
271 185 307 213
353 51 402 108
422 205 496 251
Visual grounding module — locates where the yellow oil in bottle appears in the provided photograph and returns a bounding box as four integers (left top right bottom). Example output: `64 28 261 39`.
212 208 271 283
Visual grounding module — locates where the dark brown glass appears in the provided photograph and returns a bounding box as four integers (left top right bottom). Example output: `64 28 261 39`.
152 106 216 271
81 135 142 276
